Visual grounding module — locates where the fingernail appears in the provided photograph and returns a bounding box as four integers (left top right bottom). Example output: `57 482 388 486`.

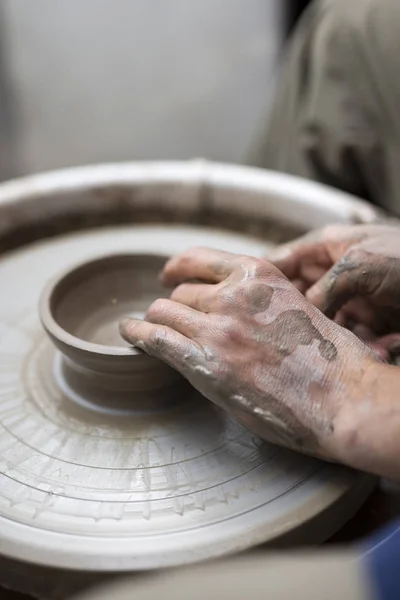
267 247 291 262
119 317 131 328
118 318 135 341
158 269 169 286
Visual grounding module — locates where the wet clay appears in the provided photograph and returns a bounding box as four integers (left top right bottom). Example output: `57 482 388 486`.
259 309 338 363
230 390 320 453
40 253 184 412
49 254 169 348
0 159 378 596
217 307 337 454
0 221 371 585
244 309 337 452
135 263 340 457
324 252 400 331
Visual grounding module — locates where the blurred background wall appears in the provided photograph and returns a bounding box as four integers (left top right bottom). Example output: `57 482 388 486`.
0 0 284 179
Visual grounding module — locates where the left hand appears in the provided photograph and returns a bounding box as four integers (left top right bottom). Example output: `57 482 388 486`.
120 248 377 461
267 224 400 361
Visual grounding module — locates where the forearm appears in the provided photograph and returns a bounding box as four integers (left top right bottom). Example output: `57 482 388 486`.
333 362 400 481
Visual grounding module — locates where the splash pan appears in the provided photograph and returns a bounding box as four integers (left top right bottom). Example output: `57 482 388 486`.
0 161 378 598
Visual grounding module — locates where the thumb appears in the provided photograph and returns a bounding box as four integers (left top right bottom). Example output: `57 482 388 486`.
267 236 327 281
306 255 361 318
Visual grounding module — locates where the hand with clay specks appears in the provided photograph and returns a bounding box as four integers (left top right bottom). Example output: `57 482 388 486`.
268 224 400 362
120 247 377 469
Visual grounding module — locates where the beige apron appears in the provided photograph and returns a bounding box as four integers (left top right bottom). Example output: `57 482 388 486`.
248 0 400 217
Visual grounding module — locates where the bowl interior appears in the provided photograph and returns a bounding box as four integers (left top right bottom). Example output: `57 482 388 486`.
49 254 169 349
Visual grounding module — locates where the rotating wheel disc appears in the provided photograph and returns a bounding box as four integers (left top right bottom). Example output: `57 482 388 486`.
0 224 374 572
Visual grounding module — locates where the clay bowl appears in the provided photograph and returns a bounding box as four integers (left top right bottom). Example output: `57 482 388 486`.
39 253 183 412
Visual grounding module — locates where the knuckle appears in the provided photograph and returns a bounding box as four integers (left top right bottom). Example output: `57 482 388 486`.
182 246 204 261
322 224 348 240
252 257 269 276
217 284 250 311
324 248 370 307
148 327 169 352
146 298 170 320
249 257 284 280
235 255 258 273
216 287 237 309
217 279 279 314
171 283 186 298
329 248 364 283
345 247 366 263
219 316 241 343
237 254 253 263
168 248 198 270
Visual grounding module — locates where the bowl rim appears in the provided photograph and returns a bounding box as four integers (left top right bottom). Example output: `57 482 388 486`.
39 251 170 358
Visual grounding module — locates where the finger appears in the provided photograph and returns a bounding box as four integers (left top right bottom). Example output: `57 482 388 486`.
119 318 202 372
267 236 331 283
266 229 322 261
161 247 246 287
367 342 390 362
170 282 216 312
333 309 350 328
266 244 304 280
372 333 400 355
306 253 363 318
268 224 367 283
334 299 376 330
351 323 376 342
292 278 309 294
145 298 208 337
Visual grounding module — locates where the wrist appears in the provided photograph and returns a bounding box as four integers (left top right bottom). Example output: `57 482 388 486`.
328 358 395 476
309 326 375 463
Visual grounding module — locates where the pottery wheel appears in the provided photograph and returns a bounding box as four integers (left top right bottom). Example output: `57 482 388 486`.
0 223 373 575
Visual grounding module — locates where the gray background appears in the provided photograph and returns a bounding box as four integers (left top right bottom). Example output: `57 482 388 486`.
0 0 282 178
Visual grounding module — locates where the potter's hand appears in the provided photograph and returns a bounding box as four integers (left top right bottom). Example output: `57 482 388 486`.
269 224 400 360
120 247 376 465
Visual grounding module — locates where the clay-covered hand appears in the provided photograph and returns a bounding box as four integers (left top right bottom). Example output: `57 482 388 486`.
268 224 400 360
120 247 376 462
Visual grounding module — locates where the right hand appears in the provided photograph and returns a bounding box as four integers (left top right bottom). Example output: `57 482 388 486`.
121 246 376 462
268 224 400 360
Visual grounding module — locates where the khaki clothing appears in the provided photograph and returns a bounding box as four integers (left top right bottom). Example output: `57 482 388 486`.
248 0 400 216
